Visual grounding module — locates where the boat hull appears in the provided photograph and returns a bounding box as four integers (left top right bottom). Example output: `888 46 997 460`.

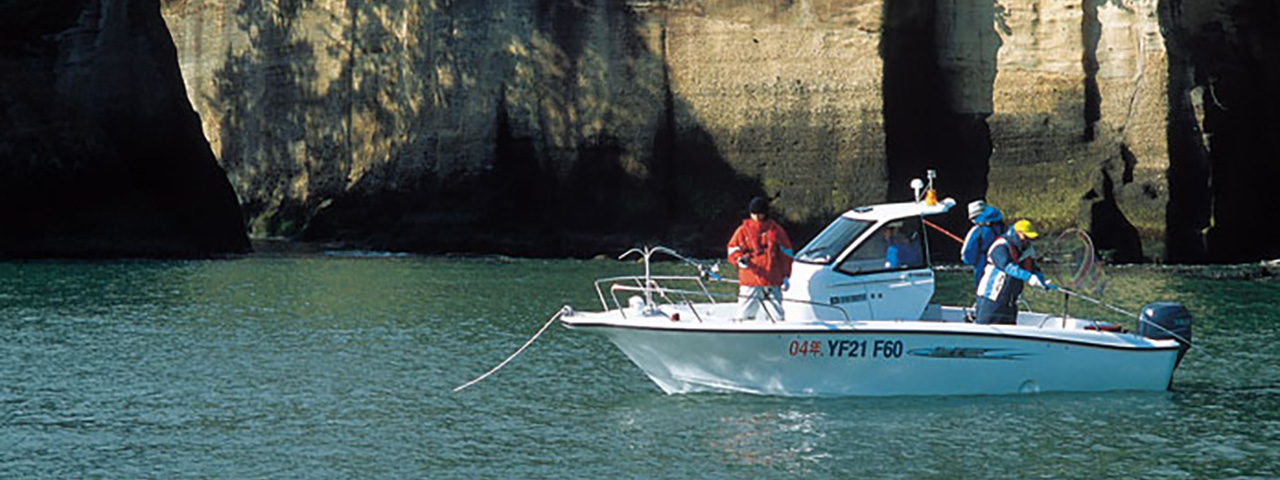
564 316 1181 397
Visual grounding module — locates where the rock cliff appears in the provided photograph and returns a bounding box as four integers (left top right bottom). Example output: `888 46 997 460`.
6 0 1274 261
158 0 1277 261
1 0 249 258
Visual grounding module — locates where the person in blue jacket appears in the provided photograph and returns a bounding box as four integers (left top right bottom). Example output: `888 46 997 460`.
961 200 1006 288
975 220 1056 325
884 223 923 269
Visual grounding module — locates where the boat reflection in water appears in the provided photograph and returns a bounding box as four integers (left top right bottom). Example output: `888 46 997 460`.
711 411 827 468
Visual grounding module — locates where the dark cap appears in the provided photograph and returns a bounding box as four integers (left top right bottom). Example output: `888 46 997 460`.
748 197 769 215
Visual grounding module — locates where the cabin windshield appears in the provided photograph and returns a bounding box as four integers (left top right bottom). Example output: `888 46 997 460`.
835 217 928 275
795 217 873 264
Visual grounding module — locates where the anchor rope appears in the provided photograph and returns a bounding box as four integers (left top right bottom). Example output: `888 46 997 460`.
452 306 569 393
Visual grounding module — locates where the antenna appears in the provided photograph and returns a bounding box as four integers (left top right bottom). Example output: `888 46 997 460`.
924 170 938 205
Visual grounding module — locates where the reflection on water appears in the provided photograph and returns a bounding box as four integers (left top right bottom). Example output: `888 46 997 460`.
712 410 827 469
1 258 1278 478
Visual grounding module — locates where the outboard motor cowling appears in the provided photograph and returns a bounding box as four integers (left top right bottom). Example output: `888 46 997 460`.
1138 302 1193 369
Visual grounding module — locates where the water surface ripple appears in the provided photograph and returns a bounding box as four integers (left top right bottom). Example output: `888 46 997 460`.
1 258 1277 478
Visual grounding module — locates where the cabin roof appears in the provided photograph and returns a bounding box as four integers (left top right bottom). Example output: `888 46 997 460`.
839 198 956 223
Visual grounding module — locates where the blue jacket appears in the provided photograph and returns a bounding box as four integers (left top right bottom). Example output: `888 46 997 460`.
886 238 923 269
976 227 1043 307
961 206 1005 287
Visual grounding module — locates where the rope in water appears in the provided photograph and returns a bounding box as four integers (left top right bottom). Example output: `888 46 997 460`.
452 306 570 393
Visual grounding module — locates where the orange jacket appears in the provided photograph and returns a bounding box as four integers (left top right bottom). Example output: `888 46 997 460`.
727 218 793 287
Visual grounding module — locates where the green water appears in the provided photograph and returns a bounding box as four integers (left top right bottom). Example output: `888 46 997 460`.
1 256 1277 478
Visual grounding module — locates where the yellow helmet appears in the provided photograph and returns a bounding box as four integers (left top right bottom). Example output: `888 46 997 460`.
1012 219 1040 239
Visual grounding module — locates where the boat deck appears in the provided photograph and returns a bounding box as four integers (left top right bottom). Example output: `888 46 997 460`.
563 302 1177 352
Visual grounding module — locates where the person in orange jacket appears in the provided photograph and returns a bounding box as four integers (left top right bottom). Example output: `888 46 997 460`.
727 197 794 321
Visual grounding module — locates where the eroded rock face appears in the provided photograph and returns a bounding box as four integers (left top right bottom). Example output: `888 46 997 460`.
753 0 1271 264
0 0 1267 261
160 0 888 256
943 0 1170 261
0 0 249 258
155 0 1167 258
886 0 1277 263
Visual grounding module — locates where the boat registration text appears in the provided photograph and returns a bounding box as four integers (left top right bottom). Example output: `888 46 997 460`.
787 339 905 359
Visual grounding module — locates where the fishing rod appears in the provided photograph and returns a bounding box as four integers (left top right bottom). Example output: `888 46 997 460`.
621 245 726 282
1057 286 1135 317
1057 287 1194 348
923 219 964 245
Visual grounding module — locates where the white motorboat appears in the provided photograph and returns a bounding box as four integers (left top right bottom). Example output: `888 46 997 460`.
559 177 1193 397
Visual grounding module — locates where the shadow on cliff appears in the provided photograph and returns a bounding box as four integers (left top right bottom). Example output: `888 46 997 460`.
1 0 248 258
209 0 764 257
881 0 998 261
1161 0 1280 263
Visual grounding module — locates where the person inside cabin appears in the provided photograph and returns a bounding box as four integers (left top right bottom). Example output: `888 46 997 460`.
883 222 923 269
974 219 1057 325
961 200 1006 288
727 197 794 321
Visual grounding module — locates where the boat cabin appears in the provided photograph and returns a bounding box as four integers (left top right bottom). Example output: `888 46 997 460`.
784 199 955 322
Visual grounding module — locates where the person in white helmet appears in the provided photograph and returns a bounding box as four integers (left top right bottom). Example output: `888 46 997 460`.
961 199 1006 288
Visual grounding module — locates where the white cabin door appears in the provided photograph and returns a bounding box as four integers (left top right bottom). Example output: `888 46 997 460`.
864 268 935 320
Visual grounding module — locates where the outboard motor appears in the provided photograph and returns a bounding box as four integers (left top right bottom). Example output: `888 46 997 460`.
1138 302 1193 369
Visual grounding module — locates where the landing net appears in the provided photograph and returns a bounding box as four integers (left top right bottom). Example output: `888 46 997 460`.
1038 228 1108 296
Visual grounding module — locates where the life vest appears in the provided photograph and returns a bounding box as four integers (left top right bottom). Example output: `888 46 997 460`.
1003 238 1035 270
976 236 1034 303
727 219 793 287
